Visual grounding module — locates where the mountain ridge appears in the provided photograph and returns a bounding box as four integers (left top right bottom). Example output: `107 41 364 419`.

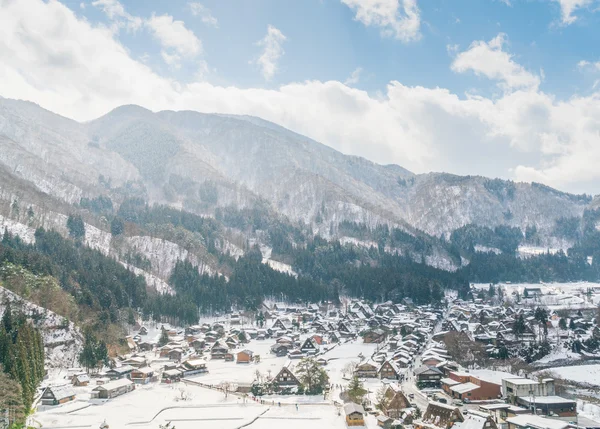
0 96 593 258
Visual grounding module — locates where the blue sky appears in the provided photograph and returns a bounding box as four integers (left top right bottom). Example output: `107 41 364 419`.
1 0 600 193
64 0 600 98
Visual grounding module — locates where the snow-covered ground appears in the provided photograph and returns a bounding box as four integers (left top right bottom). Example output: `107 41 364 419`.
474 245 501 254
472 282 600 310
32 337 379 429
518 246 560 258
542 365 600 386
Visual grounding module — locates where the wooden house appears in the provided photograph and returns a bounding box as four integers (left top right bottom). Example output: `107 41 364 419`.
211 342 229 359
105 365 134 380
417 402 464 429
300 337 319 355
237 349 254 364
181 358 208 376
130 367 154 384
273 365 300 387
355 361 378 378
363 328 387 344
414 365 443 385
344 402 365 426
91 379 135 399
71 373 90 386
161 369 182 383
41 385 76 406
378 359 402 380
380 384 411 418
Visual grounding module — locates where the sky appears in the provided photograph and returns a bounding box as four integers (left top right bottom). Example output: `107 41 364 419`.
1 0 600 194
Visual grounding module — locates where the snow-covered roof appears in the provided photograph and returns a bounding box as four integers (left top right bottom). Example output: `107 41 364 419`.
93 378 133 391
450 382 480 394
506 414 571 429
344 403 365 415
518 395 576 405
46 385 76 400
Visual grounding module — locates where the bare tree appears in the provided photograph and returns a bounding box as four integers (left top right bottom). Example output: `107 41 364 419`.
342 361 358 378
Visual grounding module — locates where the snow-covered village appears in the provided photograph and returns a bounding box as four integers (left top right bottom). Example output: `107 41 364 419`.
6 1 600 429
3 281 598 429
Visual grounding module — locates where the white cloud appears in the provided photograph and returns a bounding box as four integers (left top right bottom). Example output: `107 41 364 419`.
552 0 597 24
344 67 363 85
451 33 541 91
188 2 218 28
254 25 286 81
145 14 202 67
160 50 181 70
341 0 421 42
91 0 142 32
446 44 459 55
577 59 600 71
2 0 600 193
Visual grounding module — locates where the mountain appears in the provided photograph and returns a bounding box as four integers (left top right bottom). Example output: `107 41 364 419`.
0 96 594 280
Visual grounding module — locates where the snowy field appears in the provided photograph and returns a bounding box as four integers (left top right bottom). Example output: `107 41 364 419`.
33 334 380 429
472 282 600 310
541 365 600 386
34 383 349 429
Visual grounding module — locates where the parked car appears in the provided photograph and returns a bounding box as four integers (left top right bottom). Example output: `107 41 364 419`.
408 393 415 399
438 398 448 404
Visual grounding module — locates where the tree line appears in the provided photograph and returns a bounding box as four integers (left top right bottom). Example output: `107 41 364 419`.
0 301 45 421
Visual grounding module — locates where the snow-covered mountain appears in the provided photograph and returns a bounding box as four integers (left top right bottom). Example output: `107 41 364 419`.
0 97 593 269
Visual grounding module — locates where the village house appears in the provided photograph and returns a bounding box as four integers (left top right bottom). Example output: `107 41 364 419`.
122 356 147 368
105 365 134 380
441 371 502 401
162 369 182 383
300 337 319 354
380 384 411 418
91 378 135 399
417 402 464 429
344 402 365 426
502 377 555 404
355 361 378 378
130 366 154 385
180 358 208 376
378 359 402 380
273 365 300 387
453 410 499 429
236 349 254 364
210 342 229 359
40 385 76 406
71 373 90 386
515 396 577 418
363 328 387 344
506 415 573 429
415 365 443 386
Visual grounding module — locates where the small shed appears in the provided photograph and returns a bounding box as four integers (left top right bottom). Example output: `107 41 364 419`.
71 373 90 386
237 349 254 364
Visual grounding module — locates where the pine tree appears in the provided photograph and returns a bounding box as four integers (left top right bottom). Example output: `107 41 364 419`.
559 318 567 330
67 214 86 240
347 376 367 403
158 328 170 347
